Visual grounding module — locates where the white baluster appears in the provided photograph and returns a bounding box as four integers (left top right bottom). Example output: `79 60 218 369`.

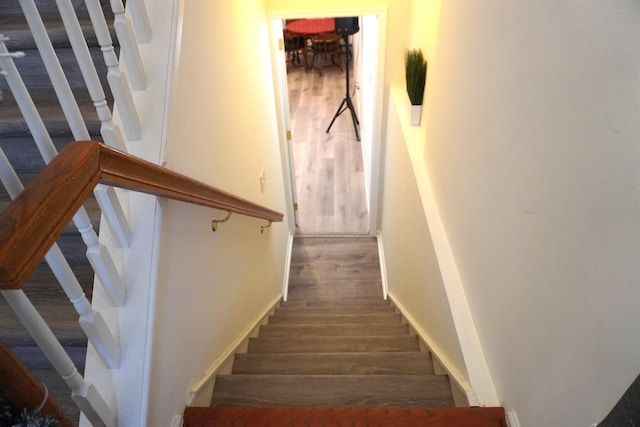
110 0 147 91
95 184 132 248
74 210 127 306
127 0 152 43
0 147 120 368
1 14 128 306
1 290 116 427
84 0 141 144
55 0 141 141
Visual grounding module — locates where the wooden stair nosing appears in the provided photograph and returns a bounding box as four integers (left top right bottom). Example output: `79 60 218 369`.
280 298 391 308
183 406 508 427
258 323 409 337
247 335 420 353
211 374 454 408
267 313 402 325
232 351 434 375
274 305 395 315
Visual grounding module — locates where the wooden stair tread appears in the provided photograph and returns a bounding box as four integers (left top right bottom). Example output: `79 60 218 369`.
258 323 409 337
184 406 507 427
274 305 395 315
0 89 102 138
281 298 391 308
267 313 402 324
211 374 454 408
247 335 420 353
232 352 434 375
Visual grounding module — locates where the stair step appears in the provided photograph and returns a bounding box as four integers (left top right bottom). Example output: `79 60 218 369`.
247 336 419 353
267 313 402 325
1 9 114 51
0 10 115 91
0 89 103 138
0 45 109 90
0 0 111 15
9 345 87 370
0 264 94 350
274 305 394 315
232 352 434 375
280 298 391 308
0 137 70 174
184 407 508 427
258 323 409 337
211 374 454 408
285 281 384 300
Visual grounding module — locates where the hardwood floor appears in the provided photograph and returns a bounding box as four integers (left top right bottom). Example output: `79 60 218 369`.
287 59 369 235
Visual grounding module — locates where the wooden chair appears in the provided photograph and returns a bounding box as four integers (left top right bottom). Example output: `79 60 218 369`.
308 33 343 76
284 33 308 70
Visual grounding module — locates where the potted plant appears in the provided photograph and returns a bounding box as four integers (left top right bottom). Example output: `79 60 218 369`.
0 397 61 427
405 49 427 125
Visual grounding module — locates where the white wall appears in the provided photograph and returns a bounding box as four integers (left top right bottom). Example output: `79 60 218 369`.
145 0 290 424
380 92 468 383
424 2 640 425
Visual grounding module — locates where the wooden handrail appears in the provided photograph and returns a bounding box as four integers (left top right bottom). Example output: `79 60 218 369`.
0 141 284 290
0 340 74 426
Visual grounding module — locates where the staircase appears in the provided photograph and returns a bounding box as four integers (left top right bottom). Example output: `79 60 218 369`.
214 298 453 407
0 0 112 421
183 237 507 426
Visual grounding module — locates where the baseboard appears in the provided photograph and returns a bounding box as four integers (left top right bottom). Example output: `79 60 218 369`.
506 410 521 427
282 231 294 301
376 231 389 300
184 294 282 406
387 292 478 407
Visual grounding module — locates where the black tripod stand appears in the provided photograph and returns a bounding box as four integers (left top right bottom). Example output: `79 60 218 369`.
326 35 360 141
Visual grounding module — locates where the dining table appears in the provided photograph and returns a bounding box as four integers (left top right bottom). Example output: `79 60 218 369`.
286 18 335 35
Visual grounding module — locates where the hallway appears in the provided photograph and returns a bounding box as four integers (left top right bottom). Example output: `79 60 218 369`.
286 61 369 235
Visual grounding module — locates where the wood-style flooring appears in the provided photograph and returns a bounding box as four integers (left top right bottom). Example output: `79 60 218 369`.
287 60 369 235
184 237 508 426
286 236 383 301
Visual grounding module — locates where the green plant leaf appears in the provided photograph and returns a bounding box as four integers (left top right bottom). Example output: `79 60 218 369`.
405 49 427 105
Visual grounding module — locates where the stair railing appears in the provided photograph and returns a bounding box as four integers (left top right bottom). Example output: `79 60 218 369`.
125 0 152 44
109 0 147 92
86 0 141 147
1 1 165 424
0 141 120 369
0 34 127 309
1 290 116 426
0 141 284 425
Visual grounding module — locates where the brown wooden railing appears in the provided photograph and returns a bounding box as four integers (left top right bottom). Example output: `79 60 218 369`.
0 341 74 426
0 140 284 290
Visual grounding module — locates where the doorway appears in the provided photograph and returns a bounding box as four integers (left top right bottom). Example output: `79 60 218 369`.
269 11 386 237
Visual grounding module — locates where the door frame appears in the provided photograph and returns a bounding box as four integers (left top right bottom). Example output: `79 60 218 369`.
267 7 388 236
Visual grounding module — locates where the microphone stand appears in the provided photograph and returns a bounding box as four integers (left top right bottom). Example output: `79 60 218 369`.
326 34 360 141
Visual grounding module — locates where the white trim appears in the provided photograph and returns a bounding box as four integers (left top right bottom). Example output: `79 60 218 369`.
268 17 298 231
282 231 294 301
170 415 183 427
366 9 387 235
266 7 388 237
391 87 498 406
137 197 163 427
376 231 389 299
506 410 521 427
185 294 282 405
387 292 478 407
158 0 185 166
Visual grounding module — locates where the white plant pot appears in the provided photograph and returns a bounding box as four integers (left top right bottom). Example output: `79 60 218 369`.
410 104 422 126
